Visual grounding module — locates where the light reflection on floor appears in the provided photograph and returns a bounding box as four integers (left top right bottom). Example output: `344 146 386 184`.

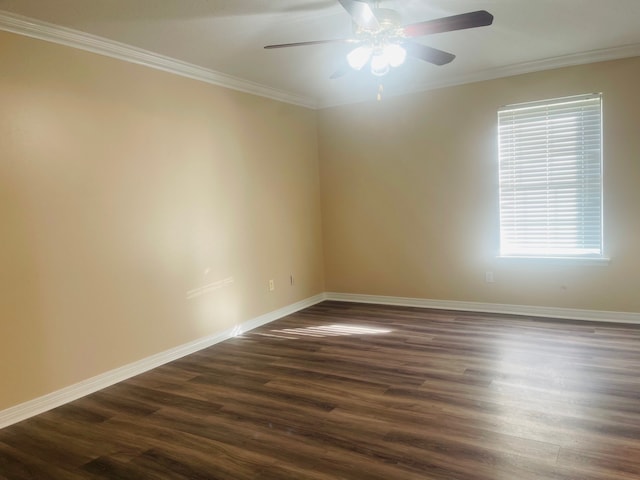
255 324 392 340
487 334 589 478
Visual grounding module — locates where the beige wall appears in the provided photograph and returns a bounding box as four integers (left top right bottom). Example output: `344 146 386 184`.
0 31 325 411
2 26 639 413
318 57 640 313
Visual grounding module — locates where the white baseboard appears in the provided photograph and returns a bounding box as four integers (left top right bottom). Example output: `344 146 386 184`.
3 290 638 429
0 293 326 429
325 292 640 324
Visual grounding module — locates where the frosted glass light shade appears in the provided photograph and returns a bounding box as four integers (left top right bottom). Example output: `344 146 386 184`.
347 46 373 70
370 52 390 76
384 44 407 68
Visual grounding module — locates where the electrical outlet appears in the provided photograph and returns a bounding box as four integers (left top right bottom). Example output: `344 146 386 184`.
485 271 495 283
268 279 275 291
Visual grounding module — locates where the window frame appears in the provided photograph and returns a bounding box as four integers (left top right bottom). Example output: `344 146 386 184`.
497 93 605 262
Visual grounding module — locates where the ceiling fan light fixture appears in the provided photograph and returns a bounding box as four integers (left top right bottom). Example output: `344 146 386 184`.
384 43 407 68
370 51 390 76
347 45 373 70
264 5 494 81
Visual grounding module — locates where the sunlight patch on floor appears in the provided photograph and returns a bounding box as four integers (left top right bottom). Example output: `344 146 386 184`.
256 324 392 339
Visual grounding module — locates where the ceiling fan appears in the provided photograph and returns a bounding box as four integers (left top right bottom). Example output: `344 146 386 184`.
265 0 494 79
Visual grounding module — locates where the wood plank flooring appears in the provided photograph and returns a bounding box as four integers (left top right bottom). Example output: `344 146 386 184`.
2 301 640 479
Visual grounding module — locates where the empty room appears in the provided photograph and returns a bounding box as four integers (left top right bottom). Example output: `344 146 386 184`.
1 1 639 478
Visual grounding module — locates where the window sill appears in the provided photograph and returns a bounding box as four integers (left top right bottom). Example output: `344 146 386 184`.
497 256 610 266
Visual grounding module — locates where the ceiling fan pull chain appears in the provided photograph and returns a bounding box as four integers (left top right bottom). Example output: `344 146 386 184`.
377 83 384 101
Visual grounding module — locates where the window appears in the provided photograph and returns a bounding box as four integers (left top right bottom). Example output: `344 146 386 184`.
498 93 603 258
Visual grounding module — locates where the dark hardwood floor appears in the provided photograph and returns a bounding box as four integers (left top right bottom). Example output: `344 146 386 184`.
2 301 640 479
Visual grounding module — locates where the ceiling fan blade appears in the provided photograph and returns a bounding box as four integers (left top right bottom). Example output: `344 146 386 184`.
337 0 380 30
403 41 456 66
330 60 352 79
264 38 351 49
403 10 493 38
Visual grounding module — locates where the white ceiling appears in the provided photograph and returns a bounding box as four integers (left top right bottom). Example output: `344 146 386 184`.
1 0 639 108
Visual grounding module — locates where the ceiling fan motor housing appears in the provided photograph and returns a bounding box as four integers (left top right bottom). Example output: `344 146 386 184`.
353 8 403 34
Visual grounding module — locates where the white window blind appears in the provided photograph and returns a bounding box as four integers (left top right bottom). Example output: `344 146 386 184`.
498 93 603 257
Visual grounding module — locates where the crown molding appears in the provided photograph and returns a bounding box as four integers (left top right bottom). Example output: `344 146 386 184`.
0 10 318 110
1 10 639 112
415 43 640 92
319 43 640 109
